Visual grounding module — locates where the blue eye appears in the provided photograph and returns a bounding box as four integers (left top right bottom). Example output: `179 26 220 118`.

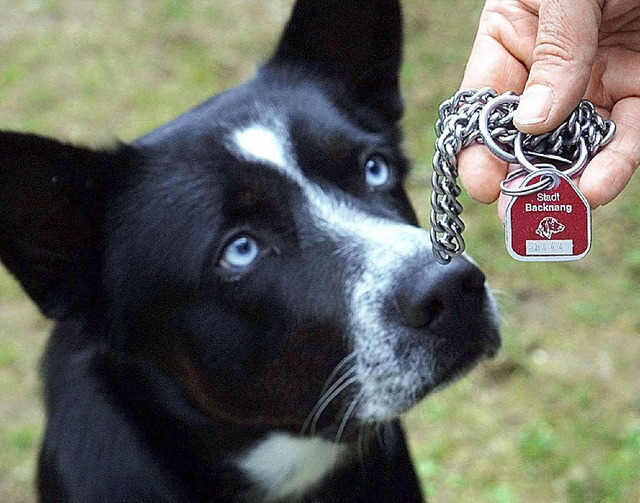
365 155 391 188
219 235 260 270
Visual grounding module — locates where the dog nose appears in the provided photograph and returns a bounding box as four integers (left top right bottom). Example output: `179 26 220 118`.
395 258 487 329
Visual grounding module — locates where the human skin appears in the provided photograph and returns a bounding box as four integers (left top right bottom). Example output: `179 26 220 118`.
457 0 640 219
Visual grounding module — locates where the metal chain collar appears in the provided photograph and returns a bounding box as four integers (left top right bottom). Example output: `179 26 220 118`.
430 87 616 264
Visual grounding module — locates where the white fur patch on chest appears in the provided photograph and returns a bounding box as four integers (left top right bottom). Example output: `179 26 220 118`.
236 433 348 502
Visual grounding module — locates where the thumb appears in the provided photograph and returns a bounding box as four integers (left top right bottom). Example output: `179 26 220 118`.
514 0 601 134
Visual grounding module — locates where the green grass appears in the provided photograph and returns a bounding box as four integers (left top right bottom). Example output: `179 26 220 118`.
1 1 640 502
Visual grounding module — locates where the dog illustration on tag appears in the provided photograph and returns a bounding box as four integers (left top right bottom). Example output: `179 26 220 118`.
536 216 566 239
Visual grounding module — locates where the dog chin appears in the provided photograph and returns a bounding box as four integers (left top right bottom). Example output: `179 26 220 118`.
429 344 498 395
355 345 497 424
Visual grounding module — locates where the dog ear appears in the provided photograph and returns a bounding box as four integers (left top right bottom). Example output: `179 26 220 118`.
0 132 125 320
269 0 404 122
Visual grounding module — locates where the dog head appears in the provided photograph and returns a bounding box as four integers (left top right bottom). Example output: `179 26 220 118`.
536 216 566 239
0 0 499 443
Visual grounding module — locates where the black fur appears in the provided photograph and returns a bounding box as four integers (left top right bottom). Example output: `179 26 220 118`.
0 1 499 501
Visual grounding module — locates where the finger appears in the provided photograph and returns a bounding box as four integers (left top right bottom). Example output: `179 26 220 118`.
585 46 640 110
497 165 525 222
460 3 531 92
514 0 602 134
458 2 533 203
458 144 508 204
497 192 509 221
459 2 525 204
577 96 640 207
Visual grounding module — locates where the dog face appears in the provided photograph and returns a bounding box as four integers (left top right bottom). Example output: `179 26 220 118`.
0 0 499 447
536 216 566 239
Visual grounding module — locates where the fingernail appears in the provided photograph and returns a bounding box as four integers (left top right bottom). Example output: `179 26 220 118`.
514 84 554 125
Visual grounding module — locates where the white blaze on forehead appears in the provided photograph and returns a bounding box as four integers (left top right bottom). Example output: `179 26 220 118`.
233 126 288 169
230 117 300 181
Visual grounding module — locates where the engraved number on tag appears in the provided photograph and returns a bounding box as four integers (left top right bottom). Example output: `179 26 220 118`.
505 170 591 262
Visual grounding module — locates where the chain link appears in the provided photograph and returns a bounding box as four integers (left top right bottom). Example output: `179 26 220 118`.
430 87 616 264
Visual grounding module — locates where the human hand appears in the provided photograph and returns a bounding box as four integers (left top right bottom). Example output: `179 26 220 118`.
457 0 640 219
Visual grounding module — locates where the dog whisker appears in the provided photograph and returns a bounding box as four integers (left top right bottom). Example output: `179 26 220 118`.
376 422 391 452
335 388 364 444
301 353 359 435
356 422 378 460
319 352 359 396
303 371 358 436
356 424 367 460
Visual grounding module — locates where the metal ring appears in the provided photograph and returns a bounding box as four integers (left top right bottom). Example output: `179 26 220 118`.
499 167 527 195
601 121 617 147
514 133 588 178
478 94 519 163
500 169 558 197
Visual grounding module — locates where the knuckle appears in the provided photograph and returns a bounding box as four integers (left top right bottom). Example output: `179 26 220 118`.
532 38 576 67
534 0 598 68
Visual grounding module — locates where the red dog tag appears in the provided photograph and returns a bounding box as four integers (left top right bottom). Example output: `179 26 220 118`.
505 170 591 261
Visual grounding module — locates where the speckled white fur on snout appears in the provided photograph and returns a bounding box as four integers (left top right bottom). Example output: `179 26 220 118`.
302 187 438 419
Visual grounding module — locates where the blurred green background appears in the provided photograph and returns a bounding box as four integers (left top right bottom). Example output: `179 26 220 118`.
1 1 639 502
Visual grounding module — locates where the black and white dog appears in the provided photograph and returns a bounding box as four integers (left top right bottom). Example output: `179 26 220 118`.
0 0 500 501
